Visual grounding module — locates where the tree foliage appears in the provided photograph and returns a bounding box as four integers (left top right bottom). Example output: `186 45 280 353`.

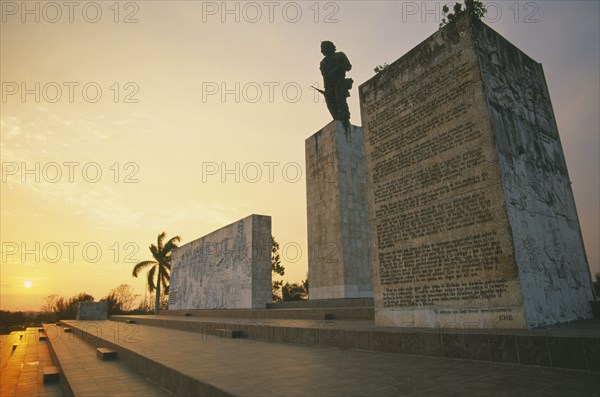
41 292 95 320
272 236 285 301
374 63 389 74
102 284 140 315
0 310 54 334
440 0 486 28
271 237 308 302
271 236 285 277
132 232 180 315
281 280 308 302
136 291 169 313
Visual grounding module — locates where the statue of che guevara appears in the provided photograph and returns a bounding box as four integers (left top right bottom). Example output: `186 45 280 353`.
314 41 353 127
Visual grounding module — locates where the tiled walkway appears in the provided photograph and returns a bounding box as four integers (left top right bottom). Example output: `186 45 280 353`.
61 320 600 397
0 328 62 397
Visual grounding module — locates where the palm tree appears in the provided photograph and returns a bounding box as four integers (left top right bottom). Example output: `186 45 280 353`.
132 232 181 315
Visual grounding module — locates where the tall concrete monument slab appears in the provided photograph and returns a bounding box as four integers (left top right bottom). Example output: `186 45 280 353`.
359 16 593 329
168 214 272 310
306 121 372 299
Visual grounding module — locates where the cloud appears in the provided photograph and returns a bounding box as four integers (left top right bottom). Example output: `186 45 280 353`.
1 111 151 230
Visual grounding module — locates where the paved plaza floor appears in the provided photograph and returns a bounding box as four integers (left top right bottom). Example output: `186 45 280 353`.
1 328 62 397
4 319 598 396
55 319 599 397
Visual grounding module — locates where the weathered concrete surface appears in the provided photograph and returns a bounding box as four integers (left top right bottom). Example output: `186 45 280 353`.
359 15 593 329
76 301 108 320
475 19 594 327
306 121 372 299
168 214 272 310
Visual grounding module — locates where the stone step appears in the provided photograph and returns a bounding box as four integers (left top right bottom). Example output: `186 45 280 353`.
213 329 246 339
43 323 171 396
42 366 60 383
160 306 373 320
96 347 118 360
109 315 600 373
56 319 599 397
266 298 374 309
56 321 232 396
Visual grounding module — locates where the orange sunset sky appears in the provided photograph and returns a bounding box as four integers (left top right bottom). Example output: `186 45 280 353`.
1 1 599 311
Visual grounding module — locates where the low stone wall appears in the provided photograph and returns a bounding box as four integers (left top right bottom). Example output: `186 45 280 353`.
76 301 108 320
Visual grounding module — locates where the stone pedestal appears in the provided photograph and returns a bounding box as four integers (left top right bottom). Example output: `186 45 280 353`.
359 15 594 329
168 214 272 310
306 121 372 300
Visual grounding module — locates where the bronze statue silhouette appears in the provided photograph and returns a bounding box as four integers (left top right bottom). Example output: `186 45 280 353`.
315 41 353 126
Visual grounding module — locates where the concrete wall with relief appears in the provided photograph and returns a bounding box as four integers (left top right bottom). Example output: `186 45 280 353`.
359 15 592 329
306 121 373 299
168 214 272 310
475 21 594 326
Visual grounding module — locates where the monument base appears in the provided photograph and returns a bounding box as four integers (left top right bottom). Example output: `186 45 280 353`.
376 306 527 330
310 284 374 300
306 121 373 301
